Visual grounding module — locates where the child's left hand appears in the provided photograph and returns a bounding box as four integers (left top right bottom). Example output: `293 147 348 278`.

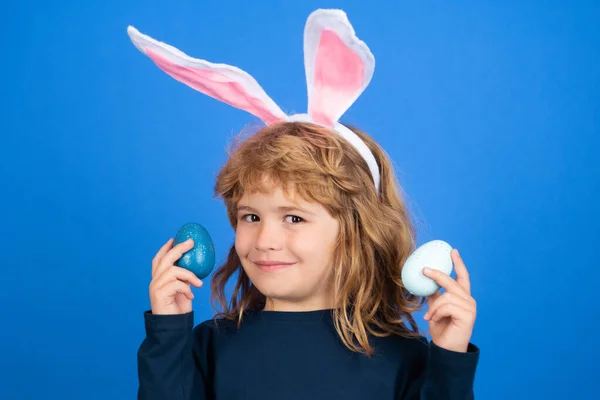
422 249 477 353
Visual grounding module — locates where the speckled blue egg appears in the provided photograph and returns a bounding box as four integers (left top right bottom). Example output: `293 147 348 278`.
173 222 215 279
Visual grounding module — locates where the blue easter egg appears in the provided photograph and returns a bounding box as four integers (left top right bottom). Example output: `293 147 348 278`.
173 222 215 279
401 240 453 297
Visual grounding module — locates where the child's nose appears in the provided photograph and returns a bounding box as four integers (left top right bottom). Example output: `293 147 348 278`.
254 221 283 251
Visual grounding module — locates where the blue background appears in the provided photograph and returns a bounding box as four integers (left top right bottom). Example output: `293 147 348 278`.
2 0 599 398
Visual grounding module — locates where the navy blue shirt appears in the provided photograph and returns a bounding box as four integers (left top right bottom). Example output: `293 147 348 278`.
137 309 479 399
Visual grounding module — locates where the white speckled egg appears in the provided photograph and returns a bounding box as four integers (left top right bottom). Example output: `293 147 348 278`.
401 240 453 297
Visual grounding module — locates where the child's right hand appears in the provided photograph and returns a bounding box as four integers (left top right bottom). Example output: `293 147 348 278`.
149 238 204 315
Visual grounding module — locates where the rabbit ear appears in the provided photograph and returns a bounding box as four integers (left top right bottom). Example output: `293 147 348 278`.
127 26 287 125
303 10 375 127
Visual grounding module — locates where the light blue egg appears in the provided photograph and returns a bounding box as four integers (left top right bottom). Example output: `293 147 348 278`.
401 240 453 297
174 222 216 279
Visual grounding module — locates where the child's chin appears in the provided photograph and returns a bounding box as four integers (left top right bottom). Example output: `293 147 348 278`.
254 282 302 302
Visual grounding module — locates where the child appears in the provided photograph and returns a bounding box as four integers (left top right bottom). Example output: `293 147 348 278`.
129 9 479 400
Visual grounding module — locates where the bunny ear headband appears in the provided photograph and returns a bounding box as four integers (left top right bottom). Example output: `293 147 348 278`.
127 9 380 193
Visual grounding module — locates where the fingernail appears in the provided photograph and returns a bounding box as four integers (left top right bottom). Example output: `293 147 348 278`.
423 267 431 274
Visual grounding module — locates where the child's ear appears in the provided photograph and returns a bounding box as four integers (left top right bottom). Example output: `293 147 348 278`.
303 10 375 128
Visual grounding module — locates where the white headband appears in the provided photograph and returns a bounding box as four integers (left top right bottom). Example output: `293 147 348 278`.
127 9 380 193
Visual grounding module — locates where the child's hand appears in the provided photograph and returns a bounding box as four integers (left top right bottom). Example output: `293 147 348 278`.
149 238 204 315
422 249 477 353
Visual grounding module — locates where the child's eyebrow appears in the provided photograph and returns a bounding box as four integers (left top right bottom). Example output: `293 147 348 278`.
237 205 316 216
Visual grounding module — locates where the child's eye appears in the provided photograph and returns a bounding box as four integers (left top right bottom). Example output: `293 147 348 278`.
285 215 304 224
241 214 259 222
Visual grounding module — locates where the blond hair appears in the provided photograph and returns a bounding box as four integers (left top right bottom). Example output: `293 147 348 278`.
210 121 425 356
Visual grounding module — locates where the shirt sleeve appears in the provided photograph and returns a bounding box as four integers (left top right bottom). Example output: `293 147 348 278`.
137 310 211 400
404 339 480 400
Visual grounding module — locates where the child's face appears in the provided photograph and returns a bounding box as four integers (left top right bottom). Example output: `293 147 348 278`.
235 184 340 311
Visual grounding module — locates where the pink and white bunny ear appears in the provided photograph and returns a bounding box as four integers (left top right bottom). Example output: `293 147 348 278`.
127 26 287 125
303 10 375 127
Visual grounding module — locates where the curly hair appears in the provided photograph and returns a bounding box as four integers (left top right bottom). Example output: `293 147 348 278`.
210 121 426 356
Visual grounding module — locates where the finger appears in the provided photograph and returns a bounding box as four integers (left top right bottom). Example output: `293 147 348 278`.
427 288 442 304
155 239 195 277
422 267 469 298
152 238 174 277
452 249 471 294
425 292 476 320
155 279 195 301
426 301 476 324
153 266 203 289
